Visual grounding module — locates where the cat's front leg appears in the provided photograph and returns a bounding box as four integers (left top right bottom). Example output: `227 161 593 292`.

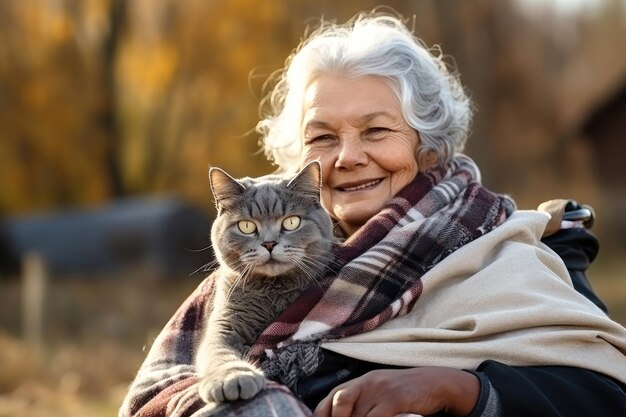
198 358 266 403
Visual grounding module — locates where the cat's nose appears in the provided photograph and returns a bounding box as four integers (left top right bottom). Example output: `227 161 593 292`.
261 241 278 252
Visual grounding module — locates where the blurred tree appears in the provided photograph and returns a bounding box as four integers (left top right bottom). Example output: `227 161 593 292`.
114 0 292 205
101 0 127 197
0 0 624 242
0 0 116 212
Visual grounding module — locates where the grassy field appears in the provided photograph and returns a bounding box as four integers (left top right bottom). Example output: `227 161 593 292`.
0 258 624 417
0 270 203 417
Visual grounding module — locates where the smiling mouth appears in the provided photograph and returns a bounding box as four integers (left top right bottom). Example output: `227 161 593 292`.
339 179 382 192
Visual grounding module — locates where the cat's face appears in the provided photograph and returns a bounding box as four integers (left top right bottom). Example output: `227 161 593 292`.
209 161 334 278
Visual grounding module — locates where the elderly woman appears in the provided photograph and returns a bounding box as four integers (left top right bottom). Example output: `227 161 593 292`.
120 12 626 417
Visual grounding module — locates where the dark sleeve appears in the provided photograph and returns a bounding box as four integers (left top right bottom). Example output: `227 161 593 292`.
541 227 608 313
476 360 626 417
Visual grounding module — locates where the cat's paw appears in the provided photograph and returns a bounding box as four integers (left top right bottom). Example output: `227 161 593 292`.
198 365 266 403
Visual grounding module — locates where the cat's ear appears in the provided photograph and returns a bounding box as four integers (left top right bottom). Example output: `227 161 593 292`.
287 160 322 199
209 167 245 212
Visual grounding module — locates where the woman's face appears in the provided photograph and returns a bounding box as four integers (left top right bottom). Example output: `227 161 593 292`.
301 75 423 236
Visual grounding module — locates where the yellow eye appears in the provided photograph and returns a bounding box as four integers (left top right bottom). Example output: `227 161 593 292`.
237 220 257 234
282 215 301 231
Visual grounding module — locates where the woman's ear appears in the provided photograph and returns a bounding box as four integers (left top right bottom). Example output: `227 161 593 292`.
418 149 439 172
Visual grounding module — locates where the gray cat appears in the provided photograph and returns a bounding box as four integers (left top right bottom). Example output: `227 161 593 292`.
197 161 335 404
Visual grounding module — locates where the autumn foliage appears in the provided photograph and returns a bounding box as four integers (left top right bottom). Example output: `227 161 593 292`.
1 0 625 236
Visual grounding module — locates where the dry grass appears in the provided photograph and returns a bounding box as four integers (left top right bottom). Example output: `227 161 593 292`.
0 334 133 417
0 257 624 417
0 270 204 417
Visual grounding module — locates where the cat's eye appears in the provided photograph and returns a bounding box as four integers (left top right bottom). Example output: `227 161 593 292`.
282 215 301 231
237 220 257 234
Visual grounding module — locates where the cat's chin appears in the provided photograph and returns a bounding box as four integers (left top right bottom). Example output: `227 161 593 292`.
254 262 296 278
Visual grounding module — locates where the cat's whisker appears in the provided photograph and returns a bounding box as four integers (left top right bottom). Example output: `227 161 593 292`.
302 252 341 275
291 258 325 289
240 263 257 289
238 262 259 294
188 259 220 277
315 251 344 268
186 244 214 252
232 264 256 301
224 260 252 302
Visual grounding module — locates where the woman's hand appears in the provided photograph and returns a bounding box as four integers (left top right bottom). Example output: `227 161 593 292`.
312 367 480 417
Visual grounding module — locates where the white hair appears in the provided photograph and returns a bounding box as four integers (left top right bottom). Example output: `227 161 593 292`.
256 12 472 173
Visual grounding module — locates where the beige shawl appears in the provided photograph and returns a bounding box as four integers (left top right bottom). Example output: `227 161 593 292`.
321 211 626 385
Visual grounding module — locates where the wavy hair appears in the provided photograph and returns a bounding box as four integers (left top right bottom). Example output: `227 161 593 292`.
256 11 473 174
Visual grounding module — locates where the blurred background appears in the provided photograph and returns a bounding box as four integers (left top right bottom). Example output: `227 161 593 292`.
0 0 625 416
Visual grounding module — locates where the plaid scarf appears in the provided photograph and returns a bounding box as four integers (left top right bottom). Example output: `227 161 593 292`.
119 154 515 417
253 154 515 388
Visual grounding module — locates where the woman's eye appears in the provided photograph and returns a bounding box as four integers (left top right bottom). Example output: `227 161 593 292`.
237 220 257 234
306 134 334 145
282 215 301 231
366 127 389 136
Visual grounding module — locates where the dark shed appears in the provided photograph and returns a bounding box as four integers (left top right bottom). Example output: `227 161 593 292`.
581 79 626 251
2 196 213 276
583 79 626 187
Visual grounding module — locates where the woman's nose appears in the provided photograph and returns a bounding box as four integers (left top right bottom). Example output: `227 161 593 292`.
335 138 368 170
